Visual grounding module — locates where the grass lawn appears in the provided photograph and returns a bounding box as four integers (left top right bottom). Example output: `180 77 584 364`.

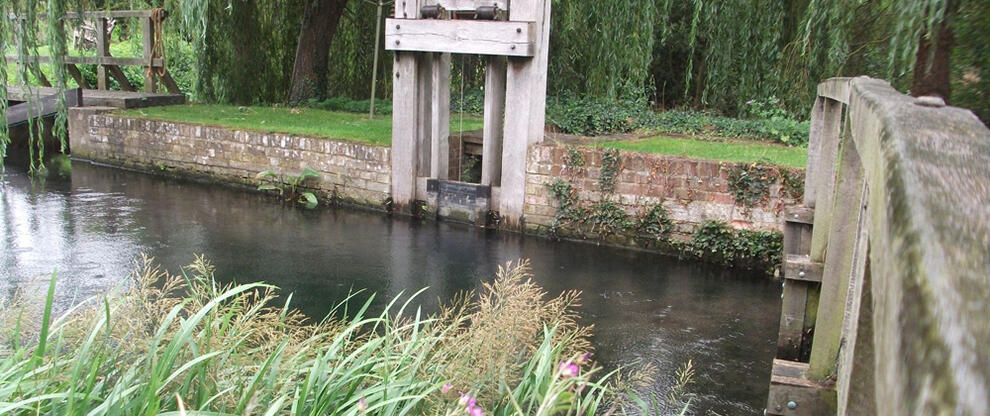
598 135 807 168
116 104 484 146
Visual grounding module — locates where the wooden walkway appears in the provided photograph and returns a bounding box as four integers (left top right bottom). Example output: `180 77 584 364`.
6 85 185 110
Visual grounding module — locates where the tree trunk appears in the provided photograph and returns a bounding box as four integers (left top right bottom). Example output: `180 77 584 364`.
289 0 349 105
911 4 956 103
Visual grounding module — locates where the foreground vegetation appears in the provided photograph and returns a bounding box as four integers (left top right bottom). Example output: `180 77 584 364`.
0 257 688 415
117 105 483 146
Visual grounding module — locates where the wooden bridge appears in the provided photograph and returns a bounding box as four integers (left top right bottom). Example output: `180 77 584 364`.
766 77 990 415
4 9 184 128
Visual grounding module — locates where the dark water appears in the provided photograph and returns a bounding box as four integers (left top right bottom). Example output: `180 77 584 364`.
0 159 781 415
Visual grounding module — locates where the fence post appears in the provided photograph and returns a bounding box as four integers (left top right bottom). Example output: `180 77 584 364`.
95 17 109 90
141 16 156 93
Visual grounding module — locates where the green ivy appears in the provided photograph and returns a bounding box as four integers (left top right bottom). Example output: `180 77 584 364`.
599 149 621 193
689 221 783 272
588 201 634 239
636 204 674 245
547 179 584 235
779 168 806 201
565 146 586 168
727 162 776 206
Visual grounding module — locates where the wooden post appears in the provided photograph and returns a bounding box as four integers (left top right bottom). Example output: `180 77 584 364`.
499 0 551 227
416 53 434 178
808 98 844 260
96 18 110 90
481 56 506 186
142 16 156 93
390 0 426 211
431 52 451 179
807 136 867 380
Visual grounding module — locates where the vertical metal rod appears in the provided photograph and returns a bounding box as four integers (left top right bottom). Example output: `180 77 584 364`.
369 1 383 119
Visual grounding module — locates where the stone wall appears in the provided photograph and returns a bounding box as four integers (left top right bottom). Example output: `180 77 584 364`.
523 144 801 240
69 108 391 208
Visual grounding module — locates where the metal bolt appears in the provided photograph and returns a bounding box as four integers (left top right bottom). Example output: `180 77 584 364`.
914 95 945 108
396 24 401 29
787 401 797 410
517 28 522 33
395 39 400 45
794 214 799 218
510 45 516 50
799 271 806 277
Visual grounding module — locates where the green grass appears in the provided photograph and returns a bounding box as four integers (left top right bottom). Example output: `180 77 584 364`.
117 104 485 146
598 135 808 168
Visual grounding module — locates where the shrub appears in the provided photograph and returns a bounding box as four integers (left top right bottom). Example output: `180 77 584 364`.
546 96 655 136
0 256 682 415
689 221 783 271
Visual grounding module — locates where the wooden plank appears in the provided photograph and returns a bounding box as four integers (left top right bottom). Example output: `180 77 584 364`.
385 19 535 57
96 18 109 90
481 56 506 186
437 0 508 11
106 65 135 91
807 138 866 380
5 56 164 67
785 205 815 225
498 0 550 227
159 69 181 95
6 88 82 127
17 10 157 19
416 53 434 178
66 64 90 89
785 255 824 283
817 77 852 104
808 99 844 261
767 360 837 416
431 52 451 179
390 0 426 211
142 17 156 93
777 280 810 361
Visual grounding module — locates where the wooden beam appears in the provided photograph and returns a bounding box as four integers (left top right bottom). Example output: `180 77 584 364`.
5 88 82 127
785 255 824 283
436 0 508 11
766 360 837 416
481 56 506 186
158 69 182 95
96 18 109 90
65 64 90 89
142 16 156 93
785 205 815 225
106 65 135 91
5 56 165 67
385 19 535 57
431 52 451 179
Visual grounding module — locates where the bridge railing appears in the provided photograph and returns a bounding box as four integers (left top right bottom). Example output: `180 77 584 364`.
4 9 180 94
768 76 990 415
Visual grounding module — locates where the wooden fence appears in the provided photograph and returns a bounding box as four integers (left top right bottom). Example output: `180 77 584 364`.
5 10 180 94
767 76 990 415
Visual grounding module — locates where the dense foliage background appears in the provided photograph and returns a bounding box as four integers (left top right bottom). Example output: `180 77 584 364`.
2 0 988 121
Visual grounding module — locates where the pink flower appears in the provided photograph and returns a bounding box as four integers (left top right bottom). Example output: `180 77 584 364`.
459 392 484 416
357 397 367 413
468 405 484 416
575 352 591 365
459 392 472 407
558 361 580 378
442 382 453 394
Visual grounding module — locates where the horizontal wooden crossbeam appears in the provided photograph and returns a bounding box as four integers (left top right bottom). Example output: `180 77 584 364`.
5 55 164 67
385 19 535 57
785 205 815 225
784 254 824 283
435 0 508 11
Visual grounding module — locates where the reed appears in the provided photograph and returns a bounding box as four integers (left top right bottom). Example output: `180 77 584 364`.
0 256 684 415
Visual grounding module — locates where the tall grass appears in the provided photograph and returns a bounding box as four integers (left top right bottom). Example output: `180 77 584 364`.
0 256 683 415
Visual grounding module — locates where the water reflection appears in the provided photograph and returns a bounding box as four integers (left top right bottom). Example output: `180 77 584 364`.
0 159 780 415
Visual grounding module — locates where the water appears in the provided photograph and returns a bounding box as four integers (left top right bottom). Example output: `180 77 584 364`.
1 159 781 415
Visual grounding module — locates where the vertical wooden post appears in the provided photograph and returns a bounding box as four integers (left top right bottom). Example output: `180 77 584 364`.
499 0 551 227
808 99 845 260
808 136 867 380
482 56 506 186
96 18 109 90
416 53 434 178
431 52 451 179
390 0 426 210
142 16 156 93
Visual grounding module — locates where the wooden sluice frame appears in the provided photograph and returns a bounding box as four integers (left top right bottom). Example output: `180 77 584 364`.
385 0 551 227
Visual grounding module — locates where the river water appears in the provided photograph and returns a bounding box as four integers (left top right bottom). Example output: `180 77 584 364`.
0 159 780 415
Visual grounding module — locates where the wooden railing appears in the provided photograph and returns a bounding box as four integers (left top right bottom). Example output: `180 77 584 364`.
767 77 990 415
5 10 180 94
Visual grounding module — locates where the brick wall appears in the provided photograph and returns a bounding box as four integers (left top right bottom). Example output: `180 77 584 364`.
523 144 801 240
70 109 391 208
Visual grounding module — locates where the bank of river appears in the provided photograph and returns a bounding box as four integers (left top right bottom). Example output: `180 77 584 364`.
1 159 780 415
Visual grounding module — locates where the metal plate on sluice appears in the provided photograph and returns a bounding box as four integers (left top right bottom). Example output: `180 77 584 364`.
427 179 491 225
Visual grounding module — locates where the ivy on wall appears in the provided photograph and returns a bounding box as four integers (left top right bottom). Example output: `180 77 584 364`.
545 147 789 274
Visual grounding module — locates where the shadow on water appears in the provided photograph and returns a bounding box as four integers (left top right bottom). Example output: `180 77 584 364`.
0 157 781 415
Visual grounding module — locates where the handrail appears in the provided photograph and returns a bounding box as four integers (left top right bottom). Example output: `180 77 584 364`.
768 76 990 415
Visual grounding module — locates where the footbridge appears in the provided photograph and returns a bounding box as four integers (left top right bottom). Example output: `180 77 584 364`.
766 76 990 415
